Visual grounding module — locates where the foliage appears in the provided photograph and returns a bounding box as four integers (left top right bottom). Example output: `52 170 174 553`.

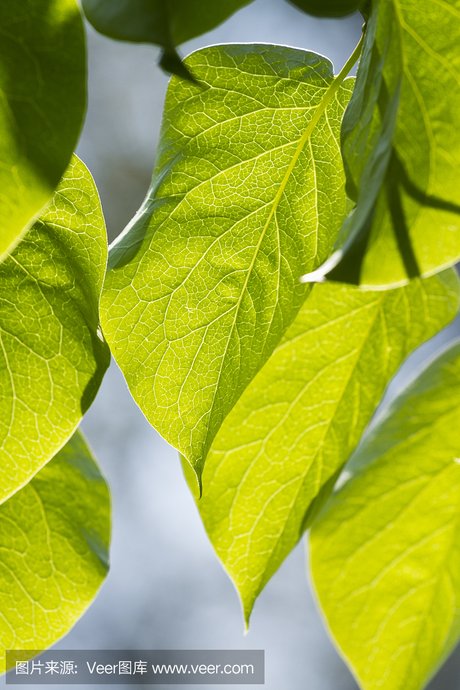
288 0 364 18
0 432 110 674
316 0 460 286
311 341 460 690
82 0 253 77
0 0 86 260
102 44 354 480
0 157 109 504
1 1 460 688
185 271 460 622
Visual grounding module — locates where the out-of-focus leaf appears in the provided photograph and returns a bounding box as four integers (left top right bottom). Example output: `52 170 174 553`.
287 0 363 18
0 157 109 504
185 270 459 622
102 44 353 480
81 0 253 77
0 432 110 674
0 0 86 260
311 339 460 690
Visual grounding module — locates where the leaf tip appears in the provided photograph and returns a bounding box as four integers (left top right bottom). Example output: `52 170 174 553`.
159 49 201 85
180 453 203 499
240 592 255 634
197 474 203 499
242 605 252 635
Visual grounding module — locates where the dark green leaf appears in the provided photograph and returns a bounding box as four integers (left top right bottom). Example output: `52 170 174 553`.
287 0 363 18
82 0 253 77
0 0 86 260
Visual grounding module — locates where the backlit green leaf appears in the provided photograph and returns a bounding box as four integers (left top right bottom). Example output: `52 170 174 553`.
310 339 460 690
0 157 110 505
0 0 86 261
308 0 460 287
101 44 354 479
81 0 253 77
0 432 110 674
186 270 460 622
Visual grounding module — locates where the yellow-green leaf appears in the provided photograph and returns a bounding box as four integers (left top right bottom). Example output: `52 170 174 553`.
310 339 460 690
188 270 460 622
311 0 460 286
0 432 110 674
102 44 354 480
0 157 109 504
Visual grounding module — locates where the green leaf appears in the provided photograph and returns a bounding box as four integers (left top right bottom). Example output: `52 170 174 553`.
309 0 460 287
0 0 86 261
0 157 110 505
287 0 364 18
101 44 354 480
0 432 110 674
310 339 460 690
185 270 460 623
81 0 253 77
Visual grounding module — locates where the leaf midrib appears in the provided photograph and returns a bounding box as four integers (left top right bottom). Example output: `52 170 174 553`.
241 298 384 607
195 70 352 465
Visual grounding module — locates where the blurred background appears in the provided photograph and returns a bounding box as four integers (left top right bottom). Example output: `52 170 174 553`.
19 1 460 688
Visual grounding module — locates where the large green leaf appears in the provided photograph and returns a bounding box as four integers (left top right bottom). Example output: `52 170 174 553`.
82 0 253 77
308 0 460 287
102 44 354 480
310 339 460 690
0 0 86 261
185 270 460 622
0 432 110 674
0 157 109 505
